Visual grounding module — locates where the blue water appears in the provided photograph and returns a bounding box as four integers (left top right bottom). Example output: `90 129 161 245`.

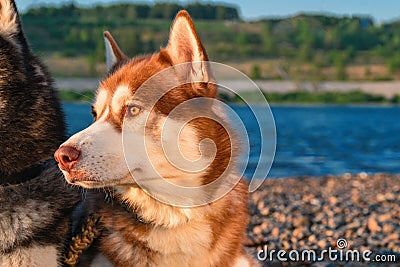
63 102 400 178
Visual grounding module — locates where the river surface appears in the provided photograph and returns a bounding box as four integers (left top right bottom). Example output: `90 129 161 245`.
64 103 400 178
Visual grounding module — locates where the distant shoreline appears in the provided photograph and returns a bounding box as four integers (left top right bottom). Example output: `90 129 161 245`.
54 78 400 95
55 78 400 98
58 86 400 104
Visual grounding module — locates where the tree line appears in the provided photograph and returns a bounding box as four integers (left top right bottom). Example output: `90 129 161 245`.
20 2 400 78
24 2 239 21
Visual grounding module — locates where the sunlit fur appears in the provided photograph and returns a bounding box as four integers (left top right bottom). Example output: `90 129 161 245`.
0 0 17 41
59 10 259 266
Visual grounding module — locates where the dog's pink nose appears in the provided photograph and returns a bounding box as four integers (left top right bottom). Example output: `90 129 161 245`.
54 146 81 172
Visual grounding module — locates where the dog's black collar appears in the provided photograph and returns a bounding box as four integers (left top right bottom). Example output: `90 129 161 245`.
0 163 44 186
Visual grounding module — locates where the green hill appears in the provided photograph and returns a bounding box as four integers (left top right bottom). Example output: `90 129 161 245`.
19 2 400 79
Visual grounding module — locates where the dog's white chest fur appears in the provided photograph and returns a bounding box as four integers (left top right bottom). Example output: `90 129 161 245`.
0 246 58 267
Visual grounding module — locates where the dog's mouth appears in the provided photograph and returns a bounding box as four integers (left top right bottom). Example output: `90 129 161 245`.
63 170 137 189
62 170 98 185
65 174 110 189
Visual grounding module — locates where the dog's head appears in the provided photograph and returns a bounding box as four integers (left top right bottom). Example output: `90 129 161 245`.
0 0 65 177
55 11 236 201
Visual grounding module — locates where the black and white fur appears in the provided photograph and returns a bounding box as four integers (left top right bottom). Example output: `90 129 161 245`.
0 0 80 266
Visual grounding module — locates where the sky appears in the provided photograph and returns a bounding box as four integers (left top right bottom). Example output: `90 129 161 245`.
14 0 400 23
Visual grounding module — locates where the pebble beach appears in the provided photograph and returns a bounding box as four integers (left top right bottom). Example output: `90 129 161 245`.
246 173 400 266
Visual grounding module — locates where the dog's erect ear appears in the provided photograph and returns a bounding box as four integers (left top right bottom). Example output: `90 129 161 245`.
166 10 208 64
103 31 128 72
0 0 29 50
166 10 214 95
0 0 18 36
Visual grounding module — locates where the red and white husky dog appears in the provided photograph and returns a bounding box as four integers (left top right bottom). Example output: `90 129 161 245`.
55 11 258 266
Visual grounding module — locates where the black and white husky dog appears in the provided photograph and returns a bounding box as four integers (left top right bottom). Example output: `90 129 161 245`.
0 0 80 266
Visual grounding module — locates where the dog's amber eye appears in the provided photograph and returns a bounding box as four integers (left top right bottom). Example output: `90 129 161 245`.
127 105 141 117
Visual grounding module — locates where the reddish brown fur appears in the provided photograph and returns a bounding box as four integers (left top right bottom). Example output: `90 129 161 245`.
81 10 259 266
95 181 254 266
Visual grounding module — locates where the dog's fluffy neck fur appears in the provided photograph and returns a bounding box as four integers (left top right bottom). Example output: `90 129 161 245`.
116 185 201 228
96 178 251 267
113 171 242 229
